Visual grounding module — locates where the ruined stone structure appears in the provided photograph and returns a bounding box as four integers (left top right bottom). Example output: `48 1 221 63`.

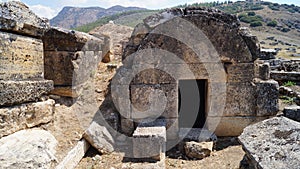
0 2 109 168
116 8 279 138
0 1 54 137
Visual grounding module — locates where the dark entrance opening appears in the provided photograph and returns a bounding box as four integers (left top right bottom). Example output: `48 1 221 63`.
178 79 207 128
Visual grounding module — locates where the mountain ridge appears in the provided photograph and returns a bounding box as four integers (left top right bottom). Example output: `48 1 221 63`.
50 5 147 29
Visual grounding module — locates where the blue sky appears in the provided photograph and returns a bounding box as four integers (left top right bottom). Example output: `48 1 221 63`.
1 0 299 19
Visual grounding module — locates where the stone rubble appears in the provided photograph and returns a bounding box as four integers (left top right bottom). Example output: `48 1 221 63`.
184 141 214 159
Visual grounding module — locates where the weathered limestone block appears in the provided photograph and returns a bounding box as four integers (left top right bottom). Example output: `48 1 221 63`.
83 121 114 154
206 116 269 136
130 84 178 119
43 27 104 97
255 62 270 80
184 141 213 159
255 79 279 116
133 118 178 140
0 99 55 138
0 80 53 106
43 51 74 86
239 27 260 60
270 71 300 82
221 82 257 117
43 27 103 52
133 120 166 160
0 129 57 169
0 32 44 81
226 63 255 82
283 106 300 122
0 1 50 37
239 117 300 169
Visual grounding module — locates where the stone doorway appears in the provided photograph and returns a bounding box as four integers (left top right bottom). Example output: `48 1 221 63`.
178 79 207 128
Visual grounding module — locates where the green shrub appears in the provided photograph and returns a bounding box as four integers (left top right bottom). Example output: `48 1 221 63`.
262 2 271 5
250 5 264 10
268 5 280 11
281 28 291 32
267 20 278 27
239 15 263 24
250 21 263 27
283 81 296 87
248 11 256 16
288 8 296 13
238 13 247 19
280 96 295 104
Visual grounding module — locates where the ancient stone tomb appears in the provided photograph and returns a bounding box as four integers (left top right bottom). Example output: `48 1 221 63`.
113 8 279 138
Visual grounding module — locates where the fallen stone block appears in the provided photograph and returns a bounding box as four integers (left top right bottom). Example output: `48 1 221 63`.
83 121 114 154
0 129 57 169
283 106 300 122
56 139 90 169
184 141 213 159
0 99 55 138
239 117 300 169
133 119 166 161
0 80 53 106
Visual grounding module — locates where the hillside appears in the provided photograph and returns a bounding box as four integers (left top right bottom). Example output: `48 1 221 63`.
74 10 158 32
71 1 300 58
50 5 147 29
178 1 300 59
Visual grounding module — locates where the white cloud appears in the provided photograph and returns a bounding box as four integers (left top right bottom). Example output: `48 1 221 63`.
29 4 57 19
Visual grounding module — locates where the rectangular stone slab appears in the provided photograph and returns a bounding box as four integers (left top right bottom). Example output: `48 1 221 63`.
238 117 300 169
0 32 44 81
0 99 55 138
0 80 53 106
133 120 166 160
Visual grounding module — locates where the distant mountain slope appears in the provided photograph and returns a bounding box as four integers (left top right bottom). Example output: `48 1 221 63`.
74 10 158 33
50 5 147 29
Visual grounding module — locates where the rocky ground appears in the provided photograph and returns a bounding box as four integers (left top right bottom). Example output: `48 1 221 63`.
76 138 245 169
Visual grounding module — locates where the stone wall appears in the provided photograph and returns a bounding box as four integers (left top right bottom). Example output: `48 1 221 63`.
117 7 279 137
43 27 107 98
0 1 54 138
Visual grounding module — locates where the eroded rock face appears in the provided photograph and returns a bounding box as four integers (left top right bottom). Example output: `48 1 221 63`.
0 1 50 37
239 117 300 169
0 99 55 138
0 129 57 169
